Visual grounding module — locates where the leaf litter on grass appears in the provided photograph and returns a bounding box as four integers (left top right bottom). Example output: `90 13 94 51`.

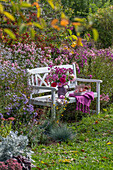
32 113 113 169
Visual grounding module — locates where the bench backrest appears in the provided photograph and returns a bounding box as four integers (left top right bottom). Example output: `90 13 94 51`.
27 64 77 93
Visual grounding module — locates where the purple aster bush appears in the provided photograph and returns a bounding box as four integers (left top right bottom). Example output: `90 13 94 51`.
0 63 37 130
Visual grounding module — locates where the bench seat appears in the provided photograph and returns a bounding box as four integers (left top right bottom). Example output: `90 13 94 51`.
30 92 97 105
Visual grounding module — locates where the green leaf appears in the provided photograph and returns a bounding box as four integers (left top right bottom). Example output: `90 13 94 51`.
69 36 72 41
33 22 43 29
19 23 27 34
29 28 35 39
40 18 46 28
67 29 72 35
20 2 32 8
11 1 16 13
3 11 15 21
0 3 4 13
4 29 16 39
92 28 99 41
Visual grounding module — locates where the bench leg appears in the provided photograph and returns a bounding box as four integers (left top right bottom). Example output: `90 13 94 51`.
51 91 56 119
96 82 100 114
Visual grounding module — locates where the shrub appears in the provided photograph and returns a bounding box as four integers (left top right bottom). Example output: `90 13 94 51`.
0 131 32 162
50 124 74 142
39 119 56 134
90 5 113 48
0 117 14 138
22 121 50 146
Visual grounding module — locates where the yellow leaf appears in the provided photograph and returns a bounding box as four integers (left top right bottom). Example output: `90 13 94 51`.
107 142 112 145
0 3 4 13
4 29 16 39
77 37 83 46
74 18 84 22
61 12 66 19
47 0 55 9
60 19 69 27
103 108 107 112
33 22 43 29
3 11 15 21
59 159 71 163
70 150 78 153
27 22 32 26
71 35 77 40
0 0 8 1
20 2 32 8
56 120 59 123
37 7 41 18
92 28 99 41
71 41 76 48
77 32 80 36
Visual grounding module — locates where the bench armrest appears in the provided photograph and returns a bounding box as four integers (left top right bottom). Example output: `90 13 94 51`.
76 78 102 83
30 85 57 92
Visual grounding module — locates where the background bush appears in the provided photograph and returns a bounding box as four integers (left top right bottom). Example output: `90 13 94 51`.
90 5 113 48
61 0 113 17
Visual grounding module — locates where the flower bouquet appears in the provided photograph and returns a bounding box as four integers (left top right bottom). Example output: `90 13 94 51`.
47 66 76 98
47 66 76 87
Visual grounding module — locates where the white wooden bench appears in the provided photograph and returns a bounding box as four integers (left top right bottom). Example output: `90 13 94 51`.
27 64 102 119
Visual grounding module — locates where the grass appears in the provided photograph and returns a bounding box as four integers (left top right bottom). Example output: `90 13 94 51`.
31 112 113 170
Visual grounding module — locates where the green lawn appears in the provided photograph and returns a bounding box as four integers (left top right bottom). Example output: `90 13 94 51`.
32 112 113 170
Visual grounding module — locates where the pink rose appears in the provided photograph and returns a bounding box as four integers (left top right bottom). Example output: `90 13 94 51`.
59 77 66 83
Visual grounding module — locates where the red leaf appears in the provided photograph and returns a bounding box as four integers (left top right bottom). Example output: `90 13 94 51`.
81 149 85 152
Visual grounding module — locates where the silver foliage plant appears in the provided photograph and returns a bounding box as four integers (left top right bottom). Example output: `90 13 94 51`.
0 131 33 162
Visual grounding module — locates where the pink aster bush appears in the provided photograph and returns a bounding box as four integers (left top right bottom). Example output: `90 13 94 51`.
0 43 54 68
47 67 76 87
